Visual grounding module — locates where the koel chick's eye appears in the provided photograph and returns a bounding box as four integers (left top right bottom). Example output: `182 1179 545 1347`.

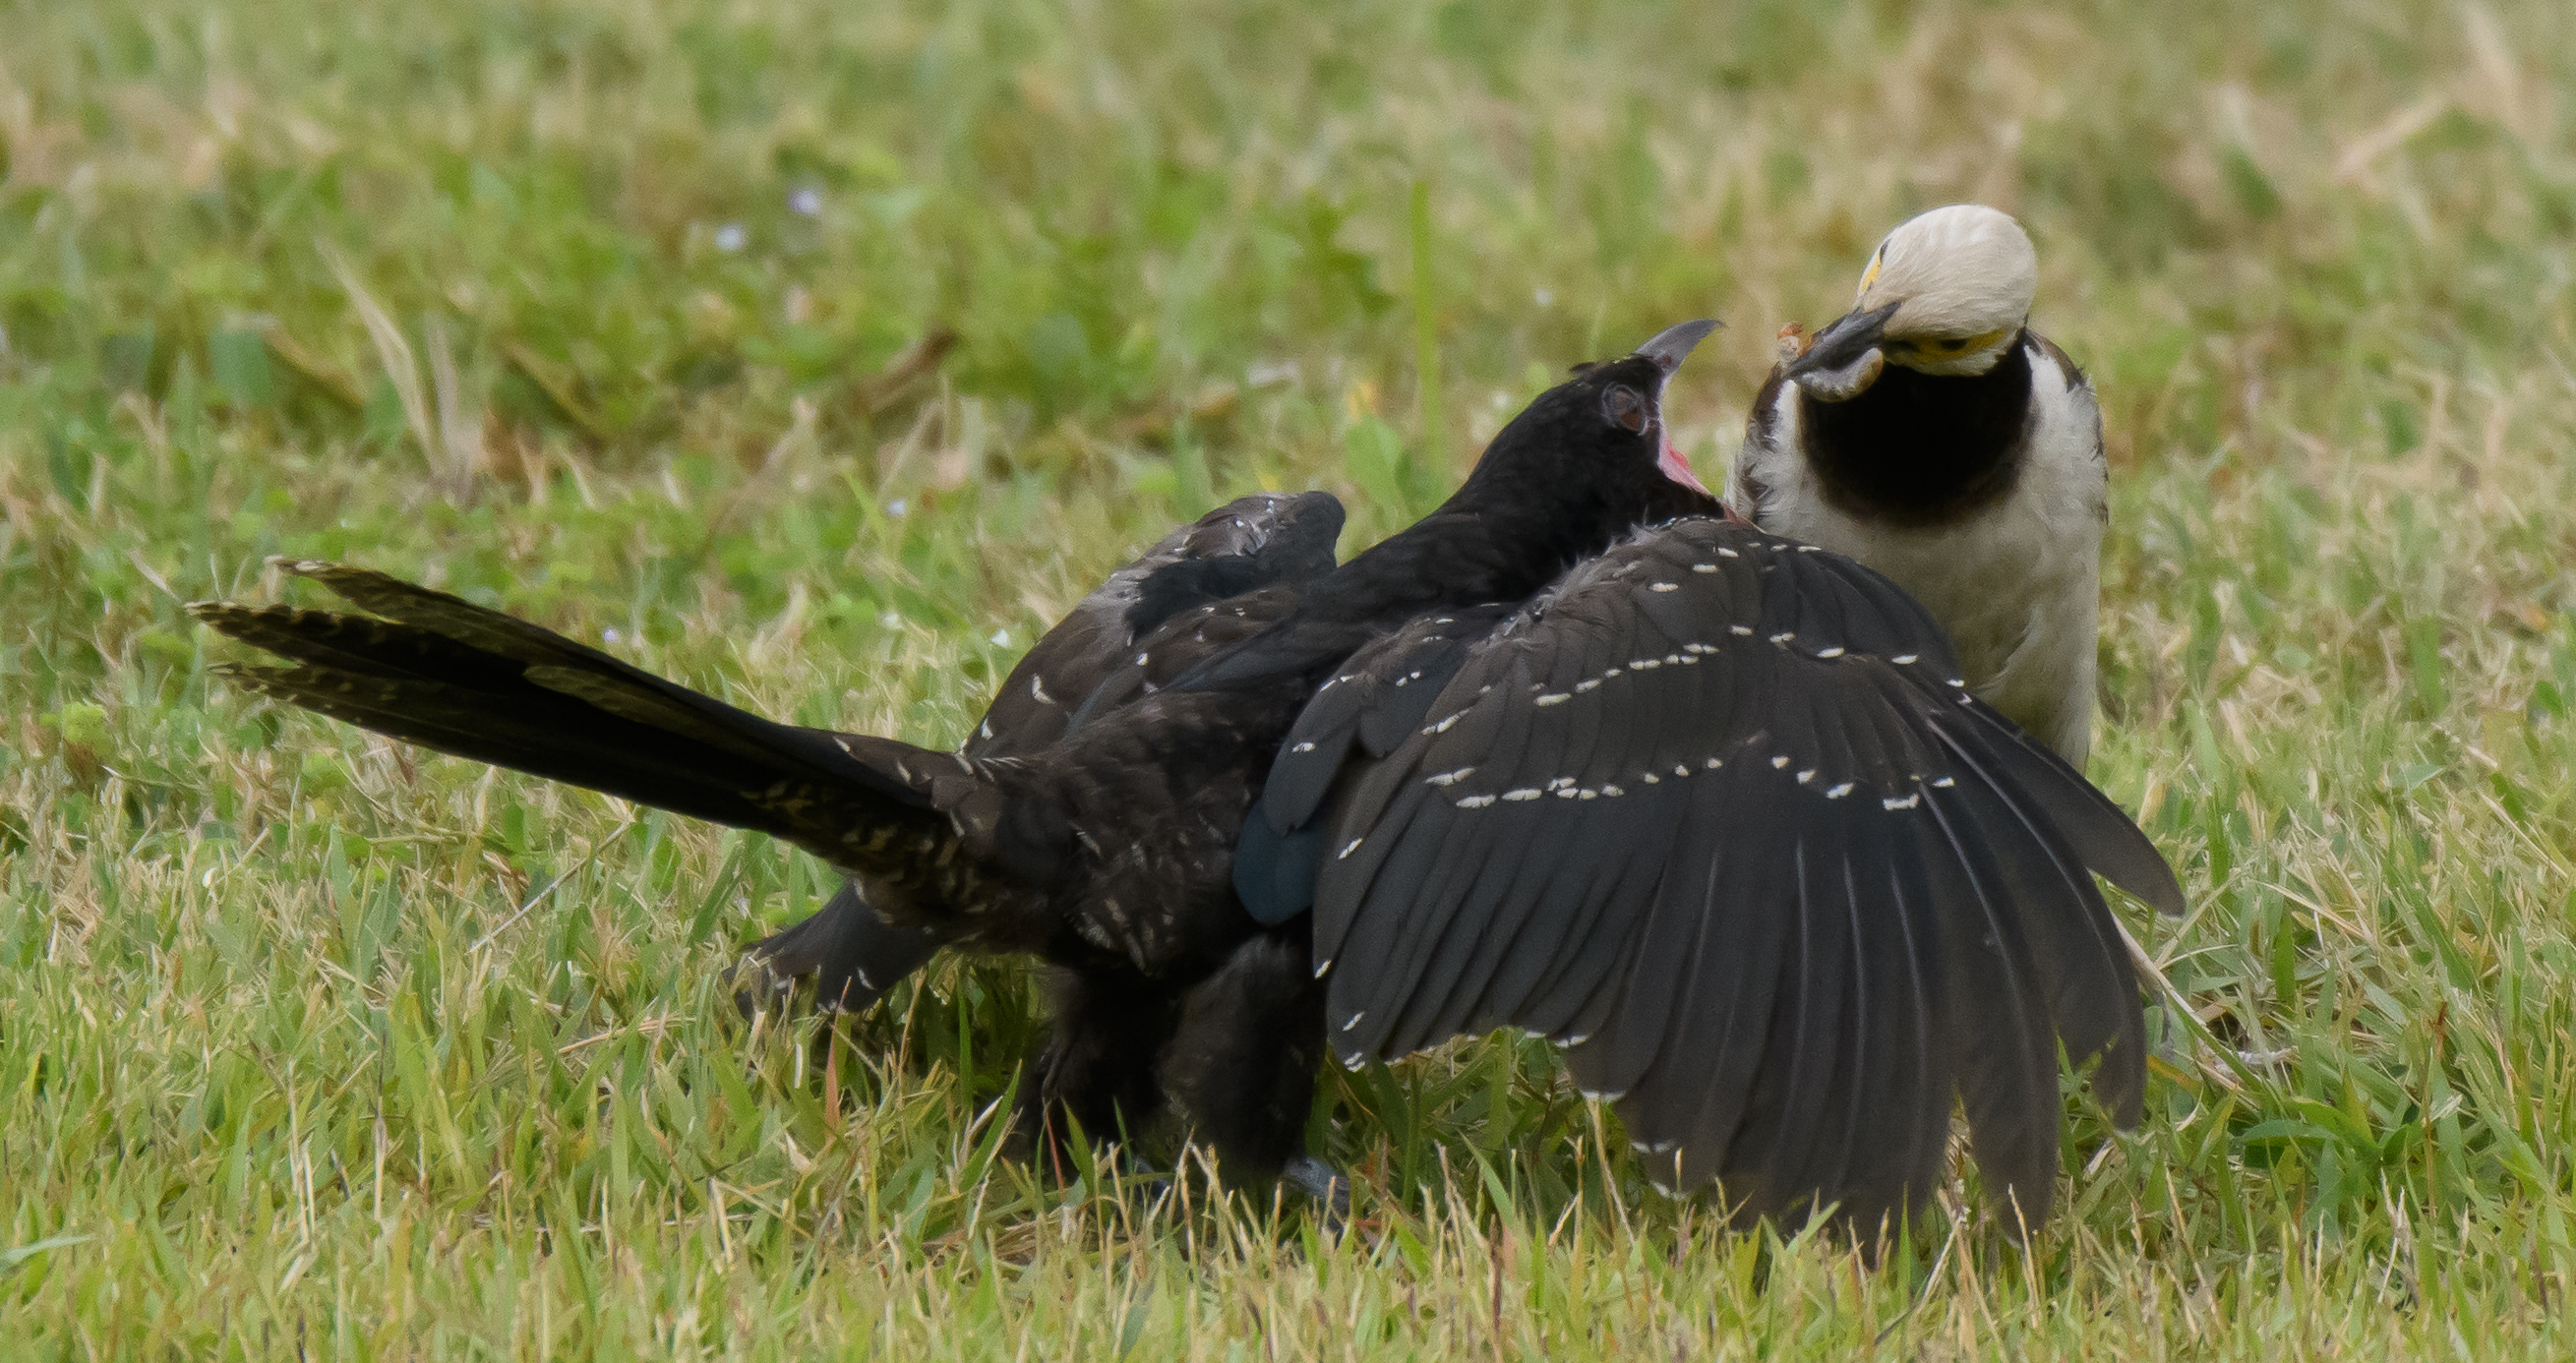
1602 385 1648 433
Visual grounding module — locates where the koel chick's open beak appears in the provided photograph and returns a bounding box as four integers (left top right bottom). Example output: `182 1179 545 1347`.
1635 319 1719 495
1783 301 1899 402
1635 318 1720 375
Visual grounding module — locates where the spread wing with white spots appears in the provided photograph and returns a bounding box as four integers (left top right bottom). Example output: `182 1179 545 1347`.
1304 516 2182 1230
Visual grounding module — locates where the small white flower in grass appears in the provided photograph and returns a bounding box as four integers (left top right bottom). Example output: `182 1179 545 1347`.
885 498 908 517
788 187 823 217
989 628 1011 647
714 222 748 252
602 627 623 645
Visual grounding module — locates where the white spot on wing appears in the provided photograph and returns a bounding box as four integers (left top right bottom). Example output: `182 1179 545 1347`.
1534 692 1569 706
1815 647 1844 659
1825 782 1853 799
1338 838 1363 859
1933 776 1956 788
1692 563 1719 573
1892 654 1917 665
1883 795 1921 810
1457 794 1498 808
1730 625 1754 636
1649 581 1680 593
1292 741 1316 752
1771 755 1790 769
1797 769 1816 784
1502 788 1542 801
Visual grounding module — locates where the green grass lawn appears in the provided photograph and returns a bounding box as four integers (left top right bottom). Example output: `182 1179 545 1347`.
6 0 2576 1355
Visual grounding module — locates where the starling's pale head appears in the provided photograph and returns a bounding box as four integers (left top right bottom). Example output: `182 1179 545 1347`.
1788 205 2038 400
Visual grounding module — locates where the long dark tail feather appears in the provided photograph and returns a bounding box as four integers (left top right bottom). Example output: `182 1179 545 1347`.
192 559 953 873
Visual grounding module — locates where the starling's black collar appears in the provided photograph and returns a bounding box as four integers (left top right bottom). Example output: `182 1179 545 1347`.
1796 331 2033 528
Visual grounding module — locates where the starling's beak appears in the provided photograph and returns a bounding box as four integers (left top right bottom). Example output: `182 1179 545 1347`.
1782 301 1900 401
1632 319 1721 496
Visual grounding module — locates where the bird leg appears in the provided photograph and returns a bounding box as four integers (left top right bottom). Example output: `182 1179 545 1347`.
1161 930 1340 1210
727 880 945 1022
1014 966 1182 1181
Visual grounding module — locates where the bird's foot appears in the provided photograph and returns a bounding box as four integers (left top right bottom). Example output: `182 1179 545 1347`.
1283 1155 1352 1231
